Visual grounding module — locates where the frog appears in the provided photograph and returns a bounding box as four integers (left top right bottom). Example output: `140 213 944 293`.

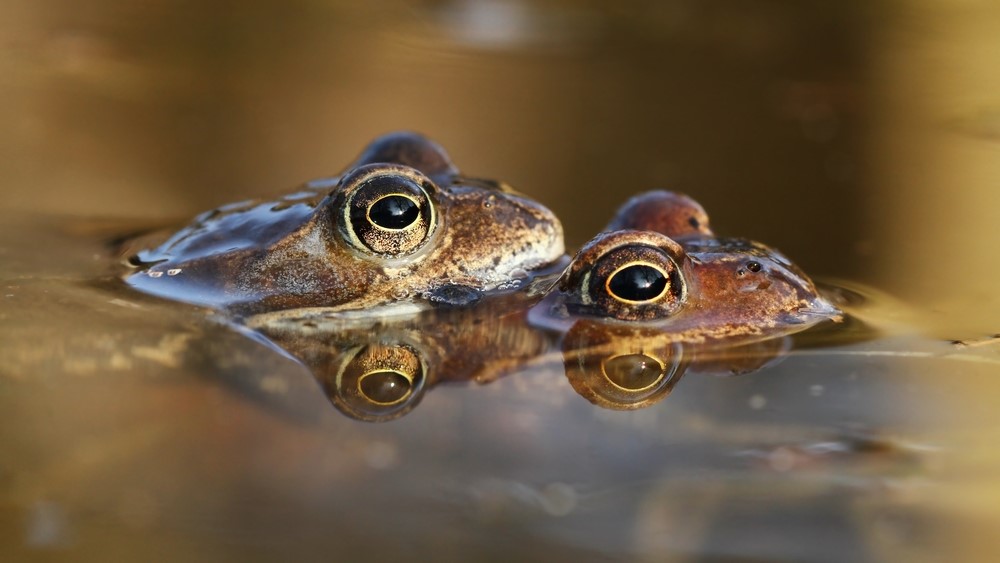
526 189 842 409
122 132 566 317
532 190 840 340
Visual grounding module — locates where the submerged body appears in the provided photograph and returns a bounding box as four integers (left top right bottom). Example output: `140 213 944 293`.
123 132 565 316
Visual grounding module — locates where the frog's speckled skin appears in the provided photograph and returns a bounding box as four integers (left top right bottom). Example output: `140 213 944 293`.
123 132 565 316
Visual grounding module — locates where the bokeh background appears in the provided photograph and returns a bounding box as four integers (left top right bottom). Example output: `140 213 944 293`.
4 1 1000 560
6 0 1000 333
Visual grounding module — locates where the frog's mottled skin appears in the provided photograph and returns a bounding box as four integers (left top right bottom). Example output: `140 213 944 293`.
123 132 565 316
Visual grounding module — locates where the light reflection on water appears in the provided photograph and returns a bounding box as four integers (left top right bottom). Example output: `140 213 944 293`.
3 0 1000 561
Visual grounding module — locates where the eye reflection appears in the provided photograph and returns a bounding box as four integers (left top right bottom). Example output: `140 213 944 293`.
601 354 666 392
326 342 428 422
357 370 414 405
562 321 687 410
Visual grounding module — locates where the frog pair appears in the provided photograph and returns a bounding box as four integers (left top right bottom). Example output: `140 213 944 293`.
124 132 838 339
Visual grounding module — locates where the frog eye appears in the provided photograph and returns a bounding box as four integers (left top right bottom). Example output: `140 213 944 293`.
325 343 427 422
563 231 688 321
588 245 685 320
335 164 438 257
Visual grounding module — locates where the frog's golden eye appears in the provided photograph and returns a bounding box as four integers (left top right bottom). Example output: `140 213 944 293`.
584 245 685 320
334 164 438 257
326 342 427 422
562 231 689 322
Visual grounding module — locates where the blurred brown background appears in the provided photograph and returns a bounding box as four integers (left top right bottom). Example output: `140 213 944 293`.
3 0 1000 332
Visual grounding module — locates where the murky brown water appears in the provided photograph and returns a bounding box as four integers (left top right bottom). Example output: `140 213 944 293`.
4 1 1000 561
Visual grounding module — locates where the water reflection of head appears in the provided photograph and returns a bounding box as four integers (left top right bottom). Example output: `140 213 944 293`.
562 321 688 410
252 300 551 422
321 338 429 423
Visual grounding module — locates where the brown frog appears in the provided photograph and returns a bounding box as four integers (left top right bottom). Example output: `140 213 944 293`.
532 190 840 340
529 190 842 410
123 132 565 317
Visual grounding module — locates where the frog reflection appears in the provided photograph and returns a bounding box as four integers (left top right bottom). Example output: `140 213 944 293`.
250 292 808 421
249 311 800 419
561 320 792 410
123 132 565 316
249 295 551 422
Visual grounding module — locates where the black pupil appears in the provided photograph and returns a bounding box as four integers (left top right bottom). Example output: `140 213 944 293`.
608 264 668 302
369 195 419 229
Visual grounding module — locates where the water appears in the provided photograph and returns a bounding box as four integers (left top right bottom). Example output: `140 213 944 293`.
4 1 1000 561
